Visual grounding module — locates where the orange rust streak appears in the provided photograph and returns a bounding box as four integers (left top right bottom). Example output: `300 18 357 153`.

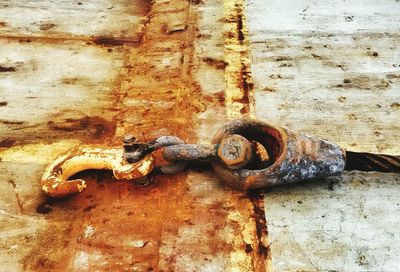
21 0 268 270
23 0 219 271
0 34 142 47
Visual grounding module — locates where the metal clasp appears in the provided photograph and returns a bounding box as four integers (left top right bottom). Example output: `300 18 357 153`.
211 119 346 190
41 145 155 198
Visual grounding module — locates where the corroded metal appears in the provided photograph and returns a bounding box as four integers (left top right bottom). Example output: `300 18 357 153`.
41 146 155 198
345 151 400 172
42 118 400 198
123 135 188 174
162 143 217 161
123 135 185 163
162 134 255 170
217 134 254 169
211 119 346 190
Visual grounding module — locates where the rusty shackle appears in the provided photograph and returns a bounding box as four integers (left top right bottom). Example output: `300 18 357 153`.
41 118 399 198
211 119 346 190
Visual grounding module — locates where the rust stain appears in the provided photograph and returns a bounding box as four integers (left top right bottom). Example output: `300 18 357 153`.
236 62 254 115
190 0 204 5
334 76 390 90
0 120 25 125
47 115 116 141
0 114 116 146
223 0 270 267
7 178 24 213
224 0 255 119
39 23 56 31
92 36 139 47
28 173 195 271
2 0 271 270
270 56 292 62
0 65 16 72
202 57 228 69
237 14 245 43
391 102 400 109
36 200 53 214
203 91 226 107
59 77 84 85
214 90 226 105
386 73 400 80
0 138 16 148
248 191 271 271
1 34 142 47
21 0 227 270
367 51 379 57
0 1 153 48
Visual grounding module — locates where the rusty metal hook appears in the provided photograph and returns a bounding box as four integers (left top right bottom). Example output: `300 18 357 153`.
41 146 155 198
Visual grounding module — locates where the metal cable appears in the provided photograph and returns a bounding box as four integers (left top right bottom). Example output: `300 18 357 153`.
345 151 400 173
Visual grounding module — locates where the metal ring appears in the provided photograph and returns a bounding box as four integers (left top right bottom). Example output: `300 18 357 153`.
211 119 345 190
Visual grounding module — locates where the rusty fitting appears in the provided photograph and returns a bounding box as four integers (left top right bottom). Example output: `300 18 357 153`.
161 134 256 170
217 134 254 169
123 136 189 174
41 146 155 198
211 119 346 190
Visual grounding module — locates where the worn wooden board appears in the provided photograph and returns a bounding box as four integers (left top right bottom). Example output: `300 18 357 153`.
247 0 400 271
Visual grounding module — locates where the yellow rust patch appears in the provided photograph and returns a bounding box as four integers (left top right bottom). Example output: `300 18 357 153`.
136 157 154 176
0 0 270 270
76 182 87 193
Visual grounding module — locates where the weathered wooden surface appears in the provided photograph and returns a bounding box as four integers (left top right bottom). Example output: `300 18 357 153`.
0 0 267 271
247 0 400 271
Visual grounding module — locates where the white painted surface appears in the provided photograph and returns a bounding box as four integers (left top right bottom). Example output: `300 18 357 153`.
247 0 400 37
0 40 122 124
0 0 148 38
247 0 400 271
264 174 400 271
